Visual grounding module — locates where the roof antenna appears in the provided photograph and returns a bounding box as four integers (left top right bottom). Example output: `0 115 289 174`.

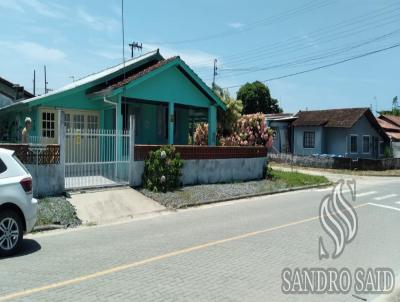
128 42 143 58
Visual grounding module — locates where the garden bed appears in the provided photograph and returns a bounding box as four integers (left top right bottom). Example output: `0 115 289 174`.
140 170 329 209
35 197 81 230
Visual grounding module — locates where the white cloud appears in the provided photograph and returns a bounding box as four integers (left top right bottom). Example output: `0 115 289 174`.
77 8 119 33
20 0 67 18
0 41 66 62
228 22 244 29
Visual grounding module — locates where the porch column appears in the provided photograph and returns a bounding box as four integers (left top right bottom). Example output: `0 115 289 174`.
208 105 217 146
168 102 175 145
116 96 123 131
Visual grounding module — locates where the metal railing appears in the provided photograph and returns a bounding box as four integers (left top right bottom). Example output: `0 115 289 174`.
64 129 130 189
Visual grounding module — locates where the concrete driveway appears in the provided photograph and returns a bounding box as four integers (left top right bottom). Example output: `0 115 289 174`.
68 187 166 225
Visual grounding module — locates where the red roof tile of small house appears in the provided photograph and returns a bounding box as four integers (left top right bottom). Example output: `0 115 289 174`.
377 118 400 131
380 114 400 128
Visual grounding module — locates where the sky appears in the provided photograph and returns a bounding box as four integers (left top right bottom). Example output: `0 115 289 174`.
0 0 399 114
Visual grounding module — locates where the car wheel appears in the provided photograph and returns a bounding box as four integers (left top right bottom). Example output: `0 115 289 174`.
0 210 23 257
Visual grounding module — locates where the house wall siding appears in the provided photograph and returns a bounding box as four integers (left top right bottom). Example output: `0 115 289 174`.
293 126 323 156
293 116 385 158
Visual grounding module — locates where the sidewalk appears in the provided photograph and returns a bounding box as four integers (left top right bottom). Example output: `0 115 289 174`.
67 187 166 225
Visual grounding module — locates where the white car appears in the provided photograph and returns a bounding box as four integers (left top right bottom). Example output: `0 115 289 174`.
0 148 37 257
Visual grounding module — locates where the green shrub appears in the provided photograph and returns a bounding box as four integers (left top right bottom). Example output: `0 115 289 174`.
384 146 393 158
143 146 184 192
264 162 274 180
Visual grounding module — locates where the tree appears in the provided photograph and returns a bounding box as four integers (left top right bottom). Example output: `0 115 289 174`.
213 84 243 137
237 81 283 114
380 96 400 116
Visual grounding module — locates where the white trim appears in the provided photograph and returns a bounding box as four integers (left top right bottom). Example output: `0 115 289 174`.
303 131 316 149
349 134 358 154
362 135 371 154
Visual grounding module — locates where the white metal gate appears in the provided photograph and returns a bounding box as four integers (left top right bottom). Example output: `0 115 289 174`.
65 129 130 190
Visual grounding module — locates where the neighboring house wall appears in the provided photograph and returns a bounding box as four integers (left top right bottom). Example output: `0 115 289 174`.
392 142 400 158
293 116 385 159
268 121 292 153
293 126 323 156
341 116 384 159
0 94 12 108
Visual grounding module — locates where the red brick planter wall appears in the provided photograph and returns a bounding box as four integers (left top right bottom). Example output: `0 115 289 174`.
134 145 268 161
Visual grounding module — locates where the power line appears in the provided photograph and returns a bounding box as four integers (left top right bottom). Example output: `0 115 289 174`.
192 2 400 67
144 0 334 45
222 42 400 89
215 28 400 78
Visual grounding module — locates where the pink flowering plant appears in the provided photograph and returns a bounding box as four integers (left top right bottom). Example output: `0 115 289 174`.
194 113 274 147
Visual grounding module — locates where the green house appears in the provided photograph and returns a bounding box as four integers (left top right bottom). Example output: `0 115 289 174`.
0 50 226 145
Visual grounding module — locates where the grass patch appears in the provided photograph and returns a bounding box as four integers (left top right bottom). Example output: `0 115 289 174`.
269 170 328 187
36 197 81 227
141 167 330 209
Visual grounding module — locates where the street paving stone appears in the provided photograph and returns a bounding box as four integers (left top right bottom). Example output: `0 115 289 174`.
0 176 399 301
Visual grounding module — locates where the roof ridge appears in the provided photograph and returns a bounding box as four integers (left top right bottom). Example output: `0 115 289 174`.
73 50 160 83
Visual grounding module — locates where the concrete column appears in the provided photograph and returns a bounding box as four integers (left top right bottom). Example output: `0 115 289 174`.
116 96 123 131
129 115 135 186
57 110 65 192
208 105 217 146
168 102 175 145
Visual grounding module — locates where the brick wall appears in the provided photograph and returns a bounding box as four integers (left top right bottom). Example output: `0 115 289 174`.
134 145 268 161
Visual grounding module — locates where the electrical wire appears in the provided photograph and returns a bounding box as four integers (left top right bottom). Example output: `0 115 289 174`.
222 42 400 89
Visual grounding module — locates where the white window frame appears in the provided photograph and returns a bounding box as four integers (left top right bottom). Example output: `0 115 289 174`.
303 131 315 149
39 108 58 143
350 134 358 154
362 135 371 154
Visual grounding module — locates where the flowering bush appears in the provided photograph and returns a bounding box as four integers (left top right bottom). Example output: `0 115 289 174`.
193 122 209 146
194 113 274 147
220 113 273 146
143 146 183 192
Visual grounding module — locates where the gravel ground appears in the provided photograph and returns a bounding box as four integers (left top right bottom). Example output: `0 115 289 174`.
141 179 308 209
36 197 81 228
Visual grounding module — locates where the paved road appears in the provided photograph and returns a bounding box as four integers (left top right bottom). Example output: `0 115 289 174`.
0 174 399 301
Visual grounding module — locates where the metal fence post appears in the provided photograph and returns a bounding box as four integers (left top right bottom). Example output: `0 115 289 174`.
129 115 135 186
58 110 66 191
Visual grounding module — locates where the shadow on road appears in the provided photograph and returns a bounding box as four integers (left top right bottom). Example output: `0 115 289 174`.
0 239 41 259
13 239 42 258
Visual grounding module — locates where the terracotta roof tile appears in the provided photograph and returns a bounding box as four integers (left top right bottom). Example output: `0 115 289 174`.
293 108 369 128
377 118 400 131
99 57 178 93
381 115 400 127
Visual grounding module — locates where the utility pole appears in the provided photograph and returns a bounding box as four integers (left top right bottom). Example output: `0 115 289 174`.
128 42 143 58
69 76 75 83
33 70 36 96
212 59 218 89
44 65 48 94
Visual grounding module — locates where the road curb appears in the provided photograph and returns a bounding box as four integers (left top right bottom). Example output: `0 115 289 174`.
176 182 333 209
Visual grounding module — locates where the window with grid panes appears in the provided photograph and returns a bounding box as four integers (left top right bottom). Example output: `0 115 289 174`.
42 111 55 138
